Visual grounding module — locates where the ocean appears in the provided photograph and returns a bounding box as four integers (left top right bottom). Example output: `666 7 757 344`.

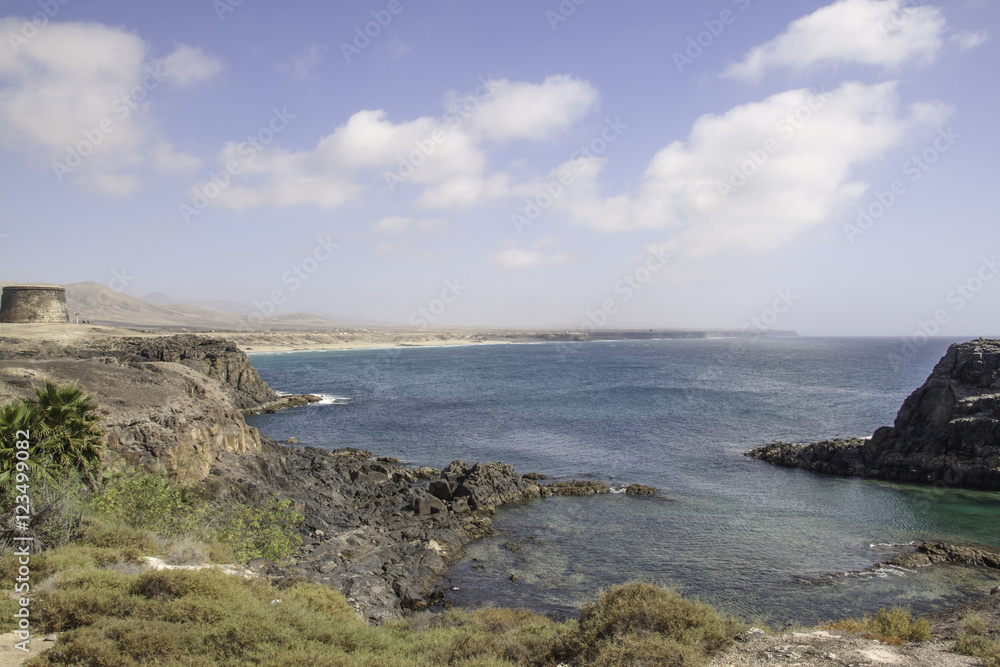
246 337 1000 625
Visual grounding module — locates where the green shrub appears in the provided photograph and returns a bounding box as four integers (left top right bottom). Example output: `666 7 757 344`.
955 614 1000 667
555 582 744 665
90 471 301 563
215 496 303 562
90 472 206 537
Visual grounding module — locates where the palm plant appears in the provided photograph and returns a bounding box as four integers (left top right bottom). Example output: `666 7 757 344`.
0 381 104 489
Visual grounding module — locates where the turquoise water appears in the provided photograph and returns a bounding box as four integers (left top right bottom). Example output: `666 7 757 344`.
247 337 1000 624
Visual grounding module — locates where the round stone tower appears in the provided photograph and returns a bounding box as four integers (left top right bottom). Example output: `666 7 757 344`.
0 285 70 323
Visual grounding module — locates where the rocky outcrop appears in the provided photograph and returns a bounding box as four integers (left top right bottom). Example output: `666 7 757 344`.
747 339 1000 491
92 335 318 413
888 542 1000 570
210 445 542 622
541 479 612 496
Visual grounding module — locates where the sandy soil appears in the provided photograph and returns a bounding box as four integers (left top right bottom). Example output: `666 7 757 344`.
0 631 55 667
710 629 978 666
0 323 584 356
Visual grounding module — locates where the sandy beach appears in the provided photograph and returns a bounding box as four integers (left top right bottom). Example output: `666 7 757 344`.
0 323 773 355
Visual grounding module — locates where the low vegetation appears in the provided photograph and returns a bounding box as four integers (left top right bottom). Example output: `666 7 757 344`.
955 614 1000 667
819 605 932 645
2 546 746 667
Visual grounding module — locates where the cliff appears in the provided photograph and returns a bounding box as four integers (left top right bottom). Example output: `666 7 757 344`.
0 335 315 481
747 339 1000 491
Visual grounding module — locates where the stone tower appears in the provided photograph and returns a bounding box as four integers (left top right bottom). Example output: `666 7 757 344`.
0 285 70 323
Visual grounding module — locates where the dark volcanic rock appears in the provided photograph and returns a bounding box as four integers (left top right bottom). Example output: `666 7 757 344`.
210 444 543 623
542 479 612 496
625 483 657 496
747 339 1000 491
887 542 1000 570
94 335 319 414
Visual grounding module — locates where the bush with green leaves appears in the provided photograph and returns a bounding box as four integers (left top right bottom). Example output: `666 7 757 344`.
0 380 104 489
215 496 303 562
955 614 1000 667
91 471 302 563
90 471 208 538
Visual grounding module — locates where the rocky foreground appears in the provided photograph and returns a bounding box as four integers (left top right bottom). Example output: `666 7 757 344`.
0 333 656 622
748 339 1000 491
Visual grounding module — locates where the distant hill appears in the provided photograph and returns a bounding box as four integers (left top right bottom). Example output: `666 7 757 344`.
142 292 254 316
0 281 342 330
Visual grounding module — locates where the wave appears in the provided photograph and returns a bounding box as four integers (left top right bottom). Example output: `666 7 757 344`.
314 394 352 405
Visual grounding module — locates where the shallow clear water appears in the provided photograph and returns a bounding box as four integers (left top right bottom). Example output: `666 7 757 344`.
247 337 1000 625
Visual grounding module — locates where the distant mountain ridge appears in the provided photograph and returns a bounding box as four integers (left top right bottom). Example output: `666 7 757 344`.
0 281 342 330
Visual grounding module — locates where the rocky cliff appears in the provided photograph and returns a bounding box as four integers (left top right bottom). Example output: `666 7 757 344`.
747 339 1000 491
91 335 318 413
0 335 317 481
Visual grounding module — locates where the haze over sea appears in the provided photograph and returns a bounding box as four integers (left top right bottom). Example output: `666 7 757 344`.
247 337 1000 626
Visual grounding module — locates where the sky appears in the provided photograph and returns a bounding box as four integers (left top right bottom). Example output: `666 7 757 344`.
0 0 997 336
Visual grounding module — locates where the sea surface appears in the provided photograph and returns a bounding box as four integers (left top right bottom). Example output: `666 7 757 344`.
247 337 1000 625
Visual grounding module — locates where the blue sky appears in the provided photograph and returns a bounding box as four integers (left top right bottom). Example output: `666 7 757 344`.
0 0 997 335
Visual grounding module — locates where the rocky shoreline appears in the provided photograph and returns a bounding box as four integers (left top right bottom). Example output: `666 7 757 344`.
0 332 664 622
2 331 998 637
747 339 1000 491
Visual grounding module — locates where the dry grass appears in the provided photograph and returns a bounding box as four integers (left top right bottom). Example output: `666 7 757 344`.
821 606 932 646
954 614 1000 667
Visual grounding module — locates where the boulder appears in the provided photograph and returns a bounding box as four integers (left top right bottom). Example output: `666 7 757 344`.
747 339 1000 491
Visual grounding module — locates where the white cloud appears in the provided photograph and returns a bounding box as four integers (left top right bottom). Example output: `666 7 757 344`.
373 216 449 236
493 248 572 269
468 75 599 143
951 30 989 51
724 0 945 81
547 81 950 257
150 140 202 175
157 44 224 87
202 76 598 213
0 21 217 194
373 215 413 235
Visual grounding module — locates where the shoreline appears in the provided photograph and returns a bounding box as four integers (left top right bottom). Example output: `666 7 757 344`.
2 329 997 666
0 323 798 357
